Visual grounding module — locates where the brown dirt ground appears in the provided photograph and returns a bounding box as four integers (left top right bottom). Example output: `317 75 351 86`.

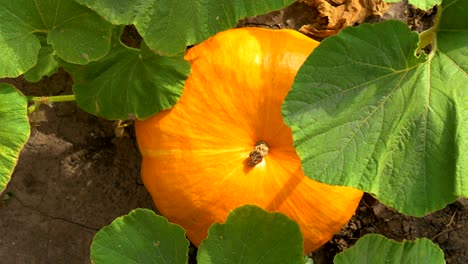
0 71 155 264
1 1 466 263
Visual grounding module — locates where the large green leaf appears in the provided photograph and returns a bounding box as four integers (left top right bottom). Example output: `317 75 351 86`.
62 28 190 120
334 234 445 263
0 0 112 78
90 208 189 264
438 0 468 198
283 0 467 216
0 83 30 194
75 0 294 56
197 205 304 264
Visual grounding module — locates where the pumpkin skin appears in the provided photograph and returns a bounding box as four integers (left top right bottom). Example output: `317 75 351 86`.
135 28 363 253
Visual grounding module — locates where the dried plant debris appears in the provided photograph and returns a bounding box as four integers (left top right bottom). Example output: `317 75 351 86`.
238 0 437 42
299 0 388 38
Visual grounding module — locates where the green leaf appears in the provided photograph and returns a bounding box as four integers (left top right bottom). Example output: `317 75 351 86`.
24 45 59 82
0 83 30 194
75 0 294 56
385 0 441 10
283 12 467 216
197 205 304 264
334 234 445 263
63 28 190 120
90 208 189 264
438 0 468 198
0 0 112 78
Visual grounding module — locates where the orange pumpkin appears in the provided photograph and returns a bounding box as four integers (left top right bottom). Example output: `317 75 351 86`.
135 28 363 253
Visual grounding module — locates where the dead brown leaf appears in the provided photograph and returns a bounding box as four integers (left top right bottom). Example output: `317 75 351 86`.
299 0 388 38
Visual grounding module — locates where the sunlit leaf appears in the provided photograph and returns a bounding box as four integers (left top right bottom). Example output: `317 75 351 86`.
75 0 294 56
0 83 30 194
91 208 189 264
283 0 467 216
334 234 445 263
0 0 112 78
197 205 304 264
63 28 190 120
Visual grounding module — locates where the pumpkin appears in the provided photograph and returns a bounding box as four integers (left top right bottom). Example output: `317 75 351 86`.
135 27 363 253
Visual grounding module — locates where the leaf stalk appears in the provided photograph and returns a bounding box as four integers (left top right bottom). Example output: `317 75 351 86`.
27 94 76 114
418 3 443 53
27 94 76 103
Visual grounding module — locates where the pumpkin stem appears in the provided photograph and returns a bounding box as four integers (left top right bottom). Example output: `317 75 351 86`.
248 141 269 166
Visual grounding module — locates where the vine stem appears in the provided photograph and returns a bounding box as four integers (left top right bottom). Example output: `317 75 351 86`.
417 4 442 53
27 94 76 114
27 94 76 103
418 26 436 52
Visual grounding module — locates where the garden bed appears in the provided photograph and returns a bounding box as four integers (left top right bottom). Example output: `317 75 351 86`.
1 1 466 263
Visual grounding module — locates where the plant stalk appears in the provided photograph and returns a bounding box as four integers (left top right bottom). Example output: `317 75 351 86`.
418 3 443 53
27 94 76 114
418 27 436 52
28 94 76 103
